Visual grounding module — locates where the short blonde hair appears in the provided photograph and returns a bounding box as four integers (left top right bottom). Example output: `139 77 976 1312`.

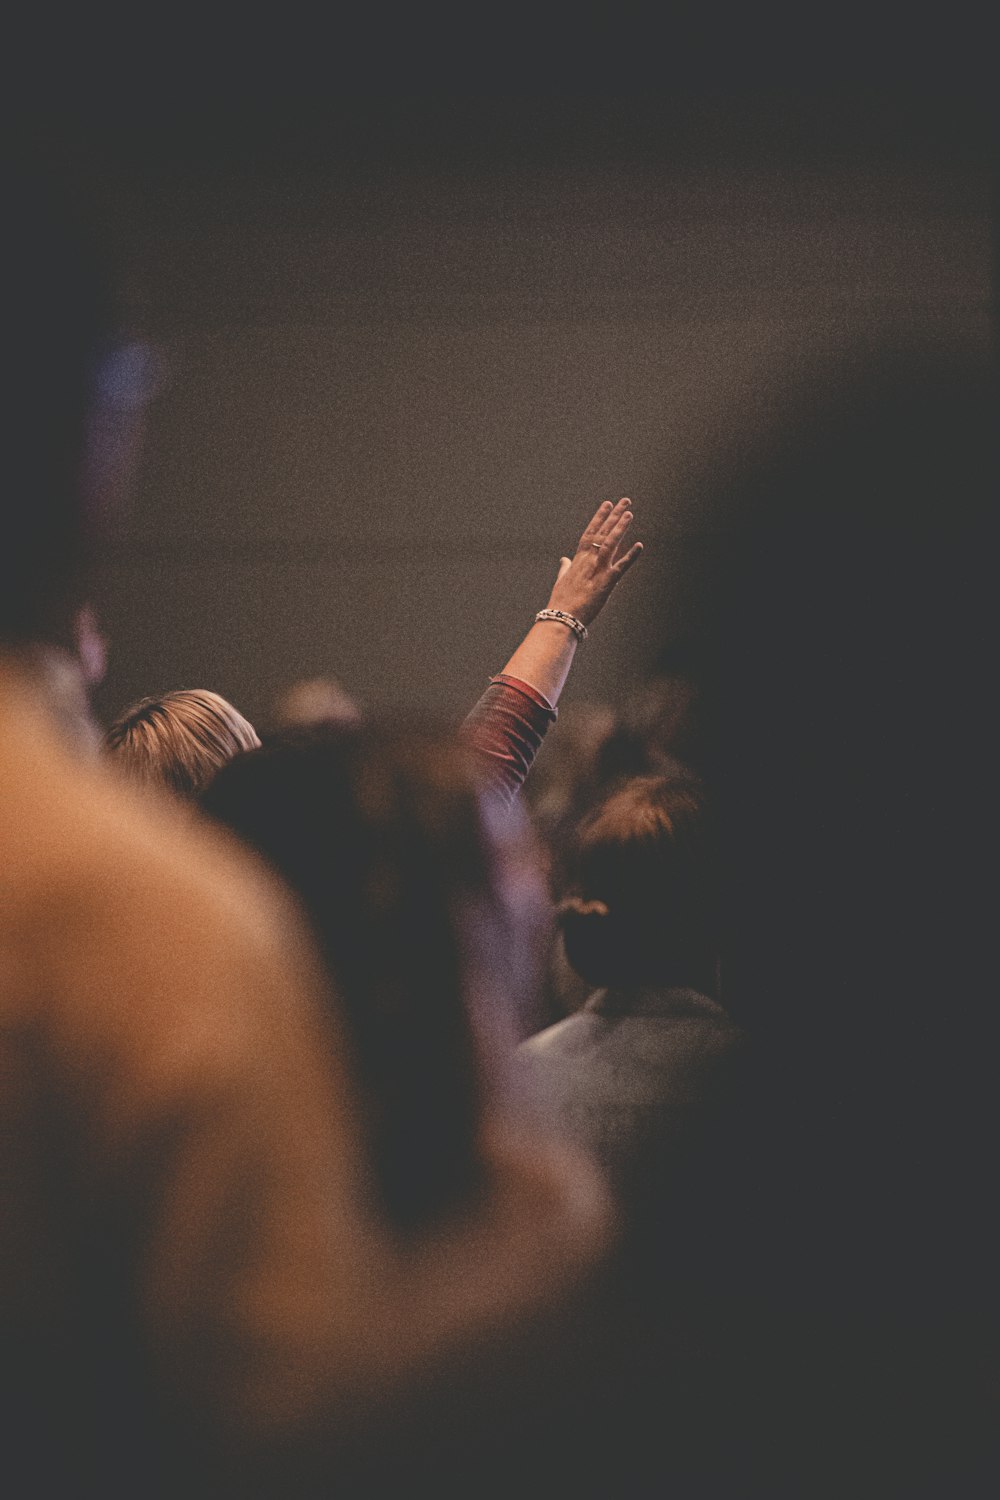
105 689 261 797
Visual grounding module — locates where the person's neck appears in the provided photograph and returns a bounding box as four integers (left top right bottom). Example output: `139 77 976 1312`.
0 644 101 758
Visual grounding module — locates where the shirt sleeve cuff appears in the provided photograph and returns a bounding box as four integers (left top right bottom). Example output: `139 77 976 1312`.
489 673 558 720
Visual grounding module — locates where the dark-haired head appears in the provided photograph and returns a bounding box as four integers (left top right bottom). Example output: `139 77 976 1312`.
201 721 547 1230
3 167 147 648
700 340 994 1035
559 774 716 993
694 339 999 1352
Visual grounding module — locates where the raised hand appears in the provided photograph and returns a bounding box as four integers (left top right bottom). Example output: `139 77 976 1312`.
475 496 645 720
545 498 643 627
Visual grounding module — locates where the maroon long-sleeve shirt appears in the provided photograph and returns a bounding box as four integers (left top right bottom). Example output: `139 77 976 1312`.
459 673 557 806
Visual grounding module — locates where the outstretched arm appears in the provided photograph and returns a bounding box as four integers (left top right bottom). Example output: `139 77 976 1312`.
460 498 643 804
498 497 643 708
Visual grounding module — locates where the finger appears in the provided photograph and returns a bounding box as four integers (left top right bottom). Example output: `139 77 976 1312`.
603 505 634 557
578 499 614 550
555 555 573 581
611 541 643 576
594 497 632 542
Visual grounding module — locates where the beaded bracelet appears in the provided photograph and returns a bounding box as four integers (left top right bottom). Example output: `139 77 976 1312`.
535 608 588 642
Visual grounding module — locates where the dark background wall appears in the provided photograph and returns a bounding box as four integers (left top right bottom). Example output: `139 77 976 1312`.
36 92 991 729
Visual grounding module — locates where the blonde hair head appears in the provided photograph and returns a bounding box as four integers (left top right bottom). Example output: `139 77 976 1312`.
105 689 260 798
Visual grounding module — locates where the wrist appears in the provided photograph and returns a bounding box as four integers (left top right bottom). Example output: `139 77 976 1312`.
546 592 599 627
535 608 588 642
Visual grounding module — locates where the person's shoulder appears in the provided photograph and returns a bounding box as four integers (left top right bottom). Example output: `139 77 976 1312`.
1 677 327 1045
9 737 269 936
518 1008 595 1061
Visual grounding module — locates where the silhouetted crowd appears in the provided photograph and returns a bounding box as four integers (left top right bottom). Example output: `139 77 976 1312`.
2 171 995 1498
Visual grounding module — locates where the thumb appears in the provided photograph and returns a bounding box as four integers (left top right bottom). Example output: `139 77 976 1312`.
555 555 572 582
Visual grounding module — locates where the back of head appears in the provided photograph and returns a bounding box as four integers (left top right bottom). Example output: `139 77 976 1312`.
105 690 260 798
3 166 124 649
201 721 535 1228
690 340 997 1485
702 341 994 1034
559 773 715 990
267 674 361 732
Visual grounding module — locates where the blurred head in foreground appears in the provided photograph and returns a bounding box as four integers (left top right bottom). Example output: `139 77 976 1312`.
701 341 993 1032
3 167 153 759
692 341 997 1487
105 688 261 797
3 169 152 656
559 774 716 995
201 721 549 1230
